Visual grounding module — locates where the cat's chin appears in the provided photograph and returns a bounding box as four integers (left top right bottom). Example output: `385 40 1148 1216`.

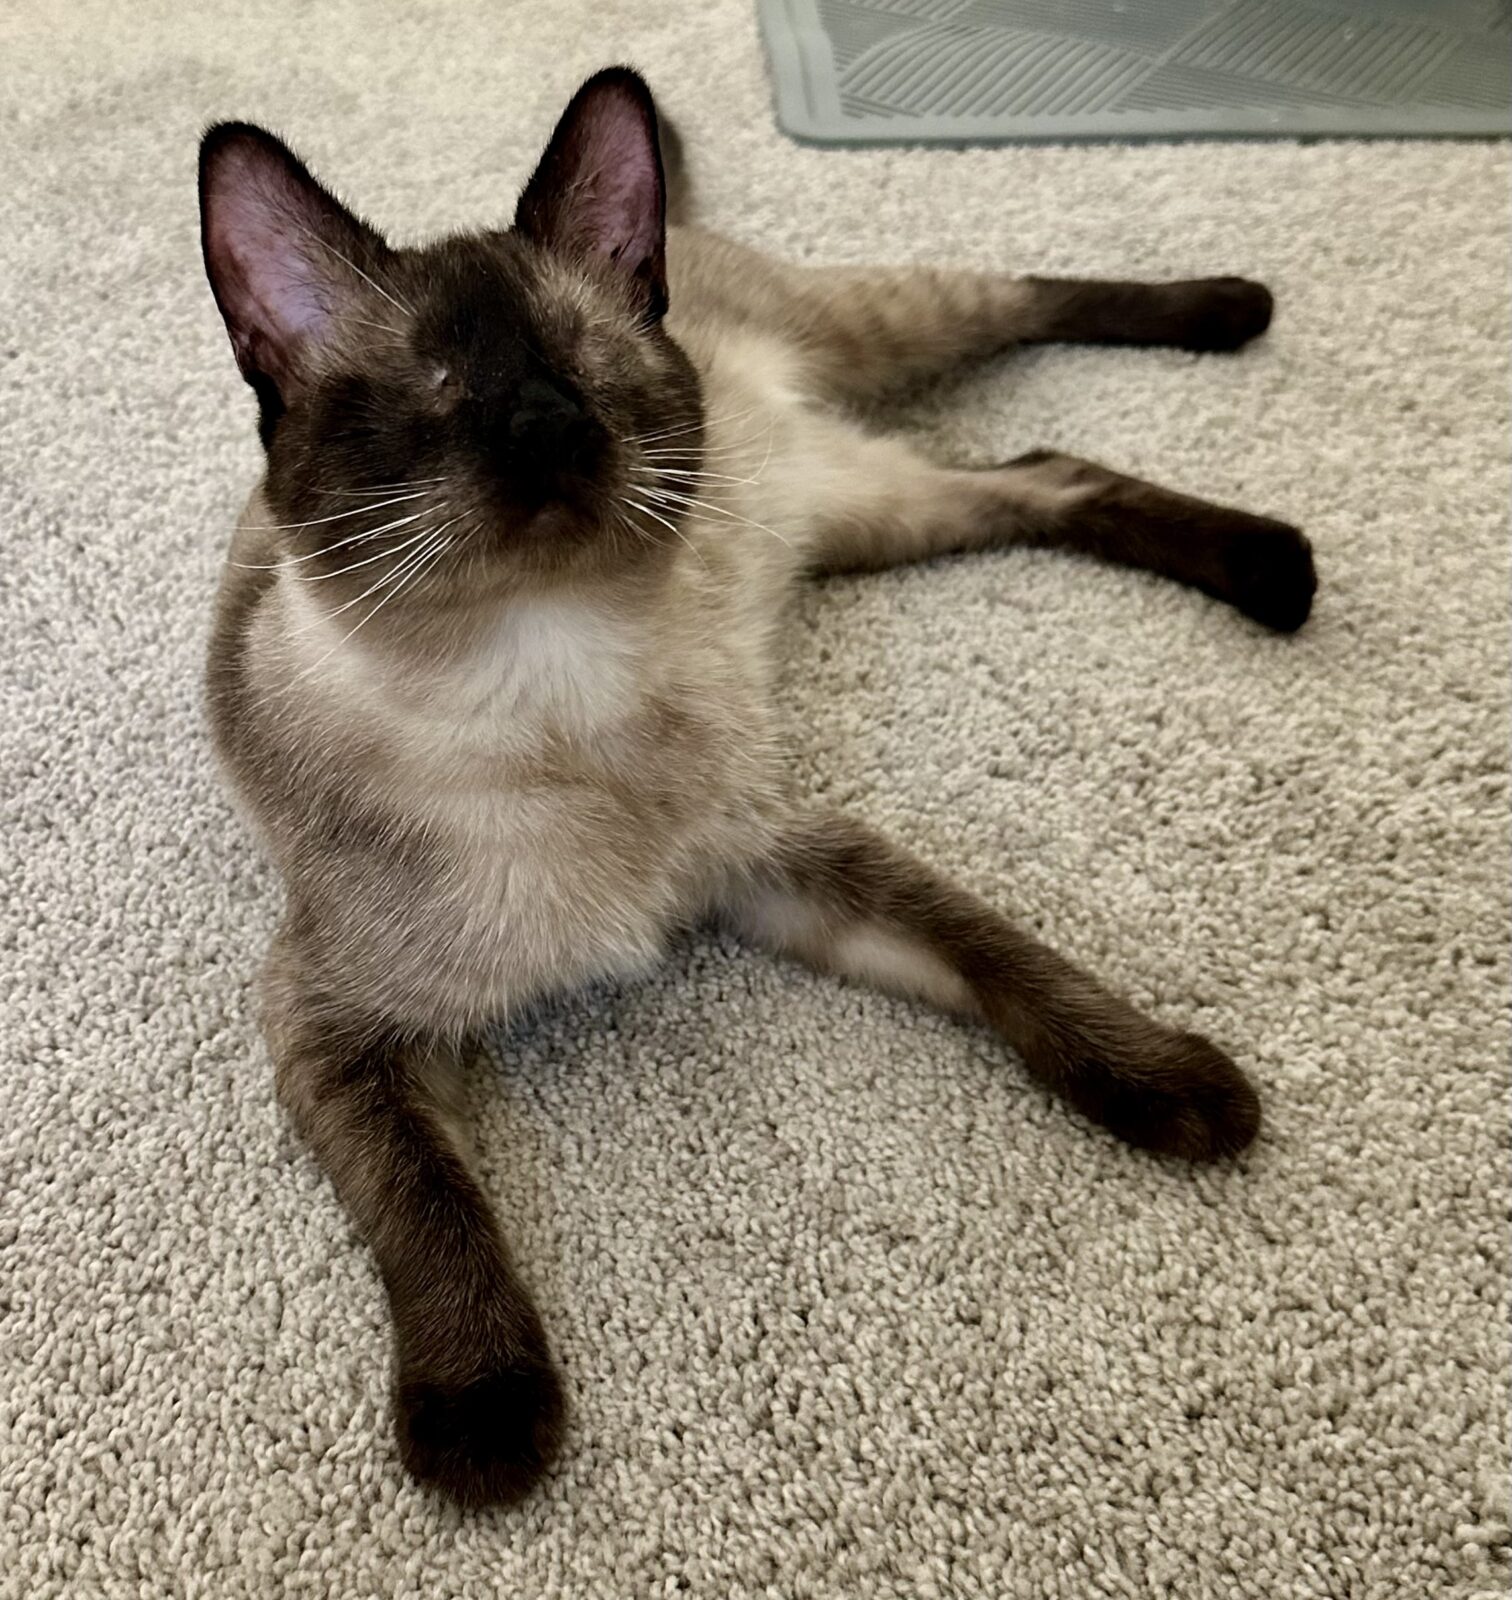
480 485 622 552
523 497 598 537
466 493 676 585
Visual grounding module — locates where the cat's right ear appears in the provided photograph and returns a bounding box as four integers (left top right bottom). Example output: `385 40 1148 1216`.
199 123 392 413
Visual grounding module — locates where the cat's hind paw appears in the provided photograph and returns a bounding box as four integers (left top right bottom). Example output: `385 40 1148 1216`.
1221 517 1317 634
1072 1029 1262 1163
1175 276 1274 352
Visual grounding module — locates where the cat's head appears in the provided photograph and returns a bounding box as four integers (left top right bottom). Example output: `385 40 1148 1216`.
199 68 699 612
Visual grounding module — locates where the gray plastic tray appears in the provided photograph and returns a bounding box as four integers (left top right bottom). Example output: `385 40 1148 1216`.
757 0 1512 144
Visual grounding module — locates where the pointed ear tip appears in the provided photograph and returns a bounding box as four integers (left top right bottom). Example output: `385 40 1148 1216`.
201 120 265 154
578 65 657 110
199 121 291 184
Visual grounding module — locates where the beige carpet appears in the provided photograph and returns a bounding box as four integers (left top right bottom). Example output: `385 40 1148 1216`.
2 2 1508 1595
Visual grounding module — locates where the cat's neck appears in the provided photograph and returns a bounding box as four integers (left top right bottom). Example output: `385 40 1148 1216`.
277 564 683 749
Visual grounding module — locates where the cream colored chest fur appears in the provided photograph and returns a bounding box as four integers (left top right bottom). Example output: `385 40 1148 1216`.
269 560 789 1022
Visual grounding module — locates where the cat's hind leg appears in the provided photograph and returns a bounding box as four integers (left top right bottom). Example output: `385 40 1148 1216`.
796 426 1315 632
718 810 1260 1162
790 270 1276 404
669 231 1273 406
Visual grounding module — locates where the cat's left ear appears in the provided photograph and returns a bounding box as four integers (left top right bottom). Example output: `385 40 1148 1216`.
514 68 667 320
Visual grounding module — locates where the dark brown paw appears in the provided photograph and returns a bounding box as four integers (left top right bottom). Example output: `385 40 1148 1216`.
1173 276 1274 352
1077 1030 1261 1162
397 1354 564 1508
1221 516 1316 632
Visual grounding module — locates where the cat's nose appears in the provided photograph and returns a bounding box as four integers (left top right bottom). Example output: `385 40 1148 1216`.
508 378 588 464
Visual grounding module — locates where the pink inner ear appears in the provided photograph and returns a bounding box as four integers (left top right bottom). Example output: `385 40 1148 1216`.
515 73 666 294
204 139 352 383
577 120 661 274
221 198 329 334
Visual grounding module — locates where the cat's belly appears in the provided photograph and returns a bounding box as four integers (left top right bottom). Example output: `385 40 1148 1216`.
332 713 790 1024
375 773 780 1027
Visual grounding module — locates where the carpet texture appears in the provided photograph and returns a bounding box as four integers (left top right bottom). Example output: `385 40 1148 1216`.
2 3 1508 1596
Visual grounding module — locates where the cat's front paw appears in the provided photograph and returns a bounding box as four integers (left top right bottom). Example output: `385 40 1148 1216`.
1221 516 1316 633
396 1350 564 1508
1075 1029 1261 1162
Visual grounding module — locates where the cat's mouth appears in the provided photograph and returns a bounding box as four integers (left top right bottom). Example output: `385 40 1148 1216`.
469 454 636 557
483 426 614 524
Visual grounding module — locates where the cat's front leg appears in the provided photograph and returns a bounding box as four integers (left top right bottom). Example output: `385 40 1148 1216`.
261 930 562 1508
718 811 1260 1162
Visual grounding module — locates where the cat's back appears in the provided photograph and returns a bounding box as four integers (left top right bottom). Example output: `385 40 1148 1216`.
665 226 808 362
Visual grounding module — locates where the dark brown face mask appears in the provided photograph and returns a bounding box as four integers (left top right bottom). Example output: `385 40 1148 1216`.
199 67 693 594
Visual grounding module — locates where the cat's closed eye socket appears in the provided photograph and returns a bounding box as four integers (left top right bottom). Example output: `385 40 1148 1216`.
428 365 463 410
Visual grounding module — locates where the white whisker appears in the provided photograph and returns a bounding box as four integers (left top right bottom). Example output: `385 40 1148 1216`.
316 516 461 624
343 533 454 636
294 521 444 581
298 225 416 317
637 423 776 463
344 315 408 338
243 489 428 532
635 486 792 549
292 533 455 682
622 496 710 573
624 406 756 446
632 466 756 486
326 477 449 496
620 495 683 542
231 507 436 570
612 507 666 561
294 540 436 629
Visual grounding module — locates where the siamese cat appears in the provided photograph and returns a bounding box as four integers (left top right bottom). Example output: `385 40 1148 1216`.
199 67 1313 1508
